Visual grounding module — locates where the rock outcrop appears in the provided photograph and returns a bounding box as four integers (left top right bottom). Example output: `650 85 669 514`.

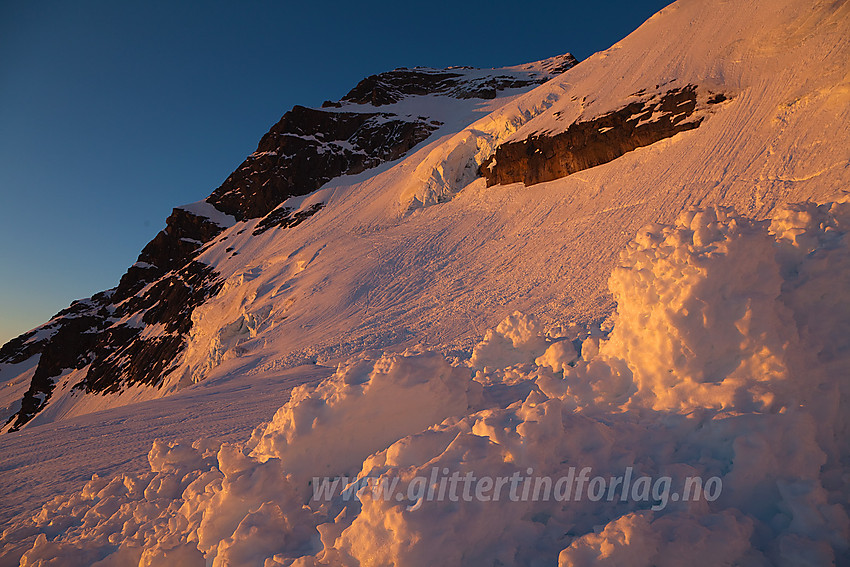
339 55 577 106
207 106 439 221
481 85 729 187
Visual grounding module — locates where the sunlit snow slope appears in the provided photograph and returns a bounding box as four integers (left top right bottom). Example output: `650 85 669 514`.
129 0 847 393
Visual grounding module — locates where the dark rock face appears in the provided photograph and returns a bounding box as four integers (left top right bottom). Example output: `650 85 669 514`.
0 331 43 367
207 106 438 221
3 259 224 431
481 85 727 187
114 207 228 303
253 202 325 236
340 68 553 104
341 70 466 106
6 293 114 430
79 261 223 394
136 208 227 275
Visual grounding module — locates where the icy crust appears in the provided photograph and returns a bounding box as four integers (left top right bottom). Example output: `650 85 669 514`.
3 199 849 566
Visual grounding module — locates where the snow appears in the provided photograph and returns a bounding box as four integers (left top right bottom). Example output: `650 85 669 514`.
3 198 849 565
1 0 849 563
0 356 39 424
177 200 237 229
0 364 330 528
249 350 481 487
469 311 550 370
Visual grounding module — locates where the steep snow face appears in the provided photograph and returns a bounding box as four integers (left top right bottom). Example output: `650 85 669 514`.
3 197 848 566
403 0 850 209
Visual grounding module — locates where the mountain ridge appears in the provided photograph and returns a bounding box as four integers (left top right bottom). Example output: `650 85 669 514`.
0 55 578 431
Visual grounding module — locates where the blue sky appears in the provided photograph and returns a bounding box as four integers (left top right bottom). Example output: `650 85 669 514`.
0 0 671 345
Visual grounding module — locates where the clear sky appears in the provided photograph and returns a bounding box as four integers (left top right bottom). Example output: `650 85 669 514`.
0 0 671 345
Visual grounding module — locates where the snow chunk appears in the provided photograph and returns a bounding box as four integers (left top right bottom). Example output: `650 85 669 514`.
470 311 550 370
251 350 482 488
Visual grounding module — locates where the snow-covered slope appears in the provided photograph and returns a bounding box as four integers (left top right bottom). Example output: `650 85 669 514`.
0 55 577 431
1 0 850 564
